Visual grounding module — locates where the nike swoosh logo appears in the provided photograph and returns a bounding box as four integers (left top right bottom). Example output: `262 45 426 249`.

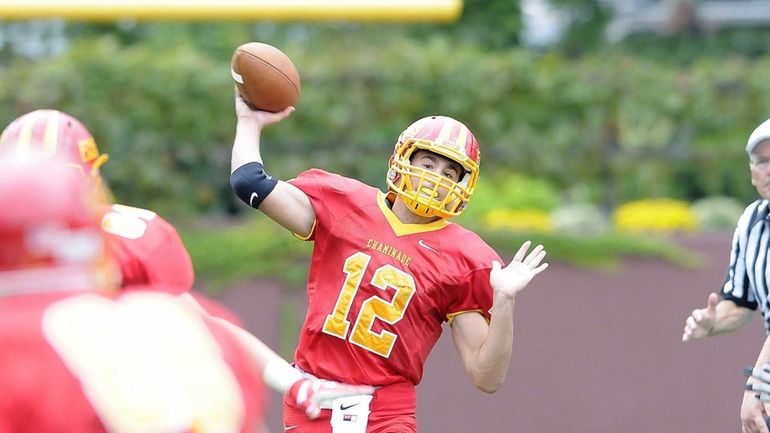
418 239 439 253
249 192 259 207
340 403 359 410
284 425 298 432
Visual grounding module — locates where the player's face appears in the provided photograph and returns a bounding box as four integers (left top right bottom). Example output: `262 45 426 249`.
409 150 464 201
751 140 770 200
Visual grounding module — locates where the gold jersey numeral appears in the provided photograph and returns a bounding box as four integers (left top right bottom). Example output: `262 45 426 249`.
322 252 416 358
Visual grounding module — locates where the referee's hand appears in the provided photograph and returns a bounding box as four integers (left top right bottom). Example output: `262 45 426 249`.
744 366 770 433
682 293 718 342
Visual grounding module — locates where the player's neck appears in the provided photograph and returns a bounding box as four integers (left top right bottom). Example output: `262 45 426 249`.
390 197 441 224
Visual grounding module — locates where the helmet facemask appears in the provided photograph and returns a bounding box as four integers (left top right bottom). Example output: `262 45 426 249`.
386 116 480 219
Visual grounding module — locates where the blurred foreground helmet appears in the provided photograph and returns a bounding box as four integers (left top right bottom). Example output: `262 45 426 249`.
0 109 109 176
0 159 107 273
386 115 480 218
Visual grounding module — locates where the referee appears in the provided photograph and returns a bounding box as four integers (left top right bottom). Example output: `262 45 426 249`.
682 117 770 433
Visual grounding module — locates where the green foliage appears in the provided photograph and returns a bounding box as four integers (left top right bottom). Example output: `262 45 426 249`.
477 228 699 271
0 32 238 215
458 174 561 225
0 22 766 218
180 214 699 293
551 0 611 55
692 196 745 231
448 0 522 48
620 28 770 64
180 216 312 293
549 203 610 234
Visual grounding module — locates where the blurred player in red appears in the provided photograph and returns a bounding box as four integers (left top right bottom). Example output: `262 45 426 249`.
0 109 194 292
0 159 267 433
0 111 375 428
230 96 549 433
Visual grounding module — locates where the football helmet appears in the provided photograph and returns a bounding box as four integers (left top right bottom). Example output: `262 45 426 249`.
386 115 480 218
0 159 105 273
0 109 108 177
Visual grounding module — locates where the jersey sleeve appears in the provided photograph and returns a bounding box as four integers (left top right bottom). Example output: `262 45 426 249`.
287 169 368 241
720 201 760 310
102 204 195 292
445 267 495 324
443 234 501 324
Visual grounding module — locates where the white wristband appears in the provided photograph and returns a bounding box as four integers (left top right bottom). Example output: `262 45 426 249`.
262 358 304 393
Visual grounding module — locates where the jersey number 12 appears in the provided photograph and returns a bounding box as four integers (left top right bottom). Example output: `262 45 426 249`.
322 252 416 358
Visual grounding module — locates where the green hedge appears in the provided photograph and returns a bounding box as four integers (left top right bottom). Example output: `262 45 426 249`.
181 214 697 291
0 25 764 217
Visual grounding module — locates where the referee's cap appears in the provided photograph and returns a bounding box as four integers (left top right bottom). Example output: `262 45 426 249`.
747 118 770 154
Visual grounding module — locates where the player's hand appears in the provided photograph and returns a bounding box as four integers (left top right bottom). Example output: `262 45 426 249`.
234 87 294 126
490 241 548 300
287 378 375 420
681 293 718 342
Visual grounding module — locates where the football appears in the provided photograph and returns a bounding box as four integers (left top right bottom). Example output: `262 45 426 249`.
230 42 301 112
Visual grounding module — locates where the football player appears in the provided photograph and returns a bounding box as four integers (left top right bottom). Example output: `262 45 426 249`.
0 111 375 426
0 109 194 291
0 159 267 433
230 96 549 433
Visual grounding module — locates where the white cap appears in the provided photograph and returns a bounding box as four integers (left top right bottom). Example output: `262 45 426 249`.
747 118 770 154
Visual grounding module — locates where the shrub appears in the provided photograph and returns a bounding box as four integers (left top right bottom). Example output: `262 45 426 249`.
550 203 610 235
613 198 698 233
482 208 553 232
460 174 561 224
692 196 745 231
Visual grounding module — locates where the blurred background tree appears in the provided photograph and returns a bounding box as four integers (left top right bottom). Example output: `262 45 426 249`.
0 0 766 222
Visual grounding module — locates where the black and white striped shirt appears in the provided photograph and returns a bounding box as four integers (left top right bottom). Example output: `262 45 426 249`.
723 199 770 333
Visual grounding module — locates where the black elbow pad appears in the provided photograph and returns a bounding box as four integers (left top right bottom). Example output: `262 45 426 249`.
230 162 279 209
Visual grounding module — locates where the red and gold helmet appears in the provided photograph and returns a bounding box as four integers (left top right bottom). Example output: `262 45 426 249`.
0 109 108 177
386 115 480 218
0 159 106 274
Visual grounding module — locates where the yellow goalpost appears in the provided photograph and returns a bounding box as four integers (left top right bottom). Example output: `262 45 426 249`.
0 0 462 22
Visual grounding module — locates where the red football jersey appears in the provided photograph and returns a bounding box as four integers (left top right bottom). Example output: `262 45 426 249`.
0 289 265 433
288 169 500 387
101 204 194 292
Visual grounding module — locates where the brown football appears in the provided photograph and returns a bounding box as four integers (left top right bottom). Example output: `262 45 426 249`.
230 42 301 112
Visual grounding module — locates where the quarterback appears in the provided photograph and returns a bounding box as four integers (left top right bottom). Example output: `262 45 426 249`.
230 96 549 433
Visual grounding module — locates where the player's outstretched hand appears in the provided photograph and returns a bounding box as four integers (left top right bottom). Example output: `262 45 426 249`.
234 87 294 127
287 378 375 420
490 240 548 300
681 292 718 342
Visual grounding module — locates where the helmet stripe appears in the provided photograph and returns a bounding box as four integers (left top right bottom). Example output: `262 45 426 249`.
42 110 59 154
16 111 38 151
435 119 454 147
454 124 469 153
